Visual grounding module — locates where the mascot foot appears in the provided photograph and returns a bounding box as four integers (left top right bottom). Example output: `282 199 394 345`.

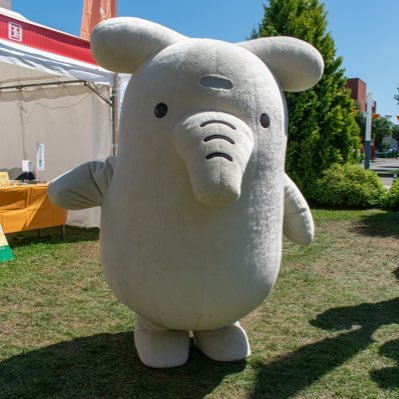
134 314 189 368
193 321 251 361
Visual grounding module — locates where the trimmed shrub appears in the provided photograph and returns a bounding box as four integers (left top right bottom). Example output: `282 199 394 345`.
383 178 399 210
311 163 386 208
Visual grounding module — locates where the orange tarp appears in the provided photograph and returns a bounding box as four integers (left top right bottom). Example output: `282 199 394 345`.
80 0 117 40
0 184 67 233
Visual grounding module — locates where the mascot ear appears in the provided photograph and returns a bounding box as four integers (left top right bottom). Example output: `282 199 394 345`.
91 17 186 73
238 36 324 92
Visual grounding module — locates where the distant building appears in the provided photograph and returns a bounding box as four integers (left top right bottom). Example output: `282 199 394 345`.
346 77 376 113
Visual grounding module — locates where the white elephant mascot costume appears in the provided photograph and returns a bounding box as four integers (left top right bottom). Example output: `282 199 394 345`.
49 17 323 368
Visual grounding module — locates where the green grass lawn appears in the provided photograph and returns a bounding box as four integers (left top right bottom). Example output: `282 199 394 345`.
0 209 398 399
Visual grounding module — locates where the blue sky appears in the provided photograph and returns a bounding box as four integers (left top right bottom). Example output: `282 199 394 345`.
10 0 399 121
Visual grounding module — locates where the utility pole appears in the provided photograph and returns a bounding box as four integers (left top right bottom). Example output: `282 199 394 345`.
364 92 373 169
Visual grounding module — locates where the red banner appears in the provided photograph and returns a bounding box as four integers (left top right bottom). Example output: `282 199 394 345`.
0 12 96 65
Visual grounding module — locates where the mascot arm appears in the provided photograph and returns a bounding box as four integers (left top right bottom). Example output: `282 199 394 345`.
48 156 115 210
283 174 314 245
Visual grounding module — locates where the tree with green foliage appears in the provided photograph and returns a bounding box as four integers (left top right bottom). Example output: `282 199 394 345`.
393 85 399 107
372 117 393 151
391 124 399 144
252 0 360 196
355 110 396 151
392 88 399 147
353 107 366 142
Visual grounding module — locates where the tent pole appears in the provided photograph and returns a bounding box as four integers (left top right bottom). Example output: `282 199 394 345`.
84 82 112 105
0 80 85 91
0 80 112 106
111 73 119 156
111 0 120 156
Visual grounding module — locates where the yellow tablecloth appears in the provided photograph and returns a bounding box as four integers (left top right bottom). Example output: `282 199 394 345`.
0 183 67 233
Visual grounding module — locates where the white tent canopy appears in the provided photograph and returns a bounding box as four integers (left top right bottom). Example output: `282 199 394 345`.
0 7 116 227
0 38 114 85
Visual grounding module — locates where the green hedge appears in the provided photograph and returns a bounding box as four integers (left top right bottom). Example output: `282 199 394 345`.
383 178 399 210
311 164 386 208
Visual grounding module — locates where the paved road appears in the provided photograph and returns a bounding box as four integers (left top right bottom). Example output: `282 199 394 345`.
368 157 399 188
379 175 397 188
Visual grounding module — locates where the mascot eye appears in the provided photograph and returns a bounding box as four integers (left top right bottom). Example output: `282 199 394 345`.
154 103 168 118
260 113 270 128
